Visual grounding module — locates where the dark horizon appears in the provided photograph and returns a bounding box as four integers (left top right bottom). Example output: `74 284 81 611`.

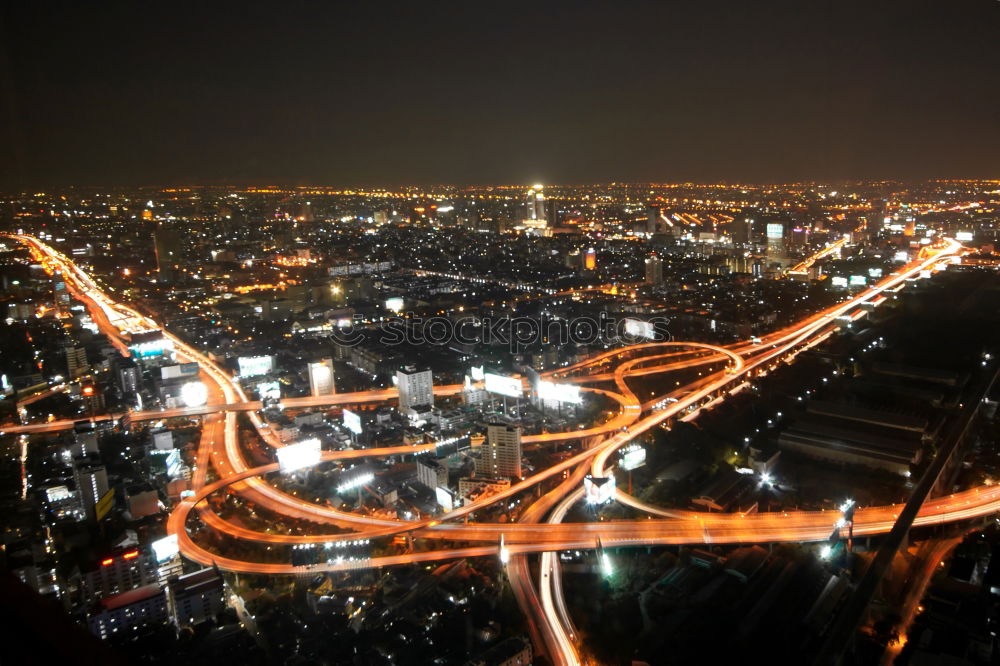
2 0 999 188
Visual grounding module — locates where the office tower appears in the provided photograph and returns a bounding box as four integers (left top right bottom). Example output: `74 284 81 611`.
52 270 71 315
72 422 99 457
64 344 89 378
307 358 336 396
117 358 140 398
646 204 660 234
81 383 105 414
645 255 664 285
416 456 449 490
74 457 109 520
167 568 225 627
584 247 597 271
397 365 433 411
88 585 168 640
525 185 546 222
153 226 182 281
732 217 753 247
475 423 522 479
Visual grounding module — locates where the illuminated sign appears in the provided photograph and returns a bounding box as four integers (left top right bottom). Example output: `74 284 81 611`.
537 380 582 404
831 276 848 288
583 475 616 505
152 534 179 562
308 359 335 396
257 380 281 400
956 231 973 242
619 445 646 471
277 438 322 473
766 223 784 239
867 268 883 278
130 339 172 358
893 251 909 262
160 363 199 380
624 318 656 340
849 275 867 286
470 366 485 381
343 408 362 435
96 488 115 521
385 297 404 313
484 373 522 398
435 486 454 511
238 355 273 378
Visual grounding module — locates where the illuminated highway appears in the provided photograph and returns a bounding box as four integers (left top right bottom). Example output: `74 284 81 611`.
7 233 975 666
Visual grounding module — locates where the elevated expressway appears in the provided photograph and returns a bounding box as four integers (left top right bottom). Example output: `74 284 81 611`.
7 234 979 665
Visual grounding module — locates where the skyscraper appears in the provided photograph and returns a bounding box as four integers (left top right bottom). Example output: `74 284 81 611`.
73 456 109 520
645 255 664 285
525 185 546 222
645 204 660 234
475 423 522 479
64 344 89 378
396 365 433 411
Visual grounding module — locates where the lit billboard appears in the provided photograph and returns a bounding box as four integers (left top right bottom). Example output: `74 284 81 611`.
956 231 973 242
238 355 273 378
537 380 582 404
257 380 281 401
624 318 656 340
484 373 522 398
470 366 485 381
849 275 867 287
766 223 784 239
619 445 646 471
343 408 362 435
583 475 616 505
277 438 322 473
152 534 179 562
385 297 404 313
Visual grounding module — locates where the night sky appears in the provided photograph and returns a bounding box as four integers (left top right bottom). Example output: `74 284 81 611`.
1 0 998 187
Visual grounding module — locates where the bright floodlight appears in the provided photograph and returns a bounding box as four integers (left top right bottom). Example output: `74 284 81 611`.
499 535 509 565
180 381 208 407
760 472 773 487
277 438 322 473
820 545 833 560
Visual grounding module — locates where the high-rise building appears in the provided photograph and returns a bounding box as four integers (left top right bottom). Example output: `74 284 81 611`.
167 568 225 627
153 226 182 281
584 247 597 271
82 548 158 602
475 423 522 479
64 344 89 378
644 255 664 285
416 456 449 491
52 270 71 315
307 358 336 396
732 217 753 247
525 185 546 222
73 456 109 520
645 204 660 234
397 365 433 411
72 422 99 457
88 584 168 640
117 358 140 400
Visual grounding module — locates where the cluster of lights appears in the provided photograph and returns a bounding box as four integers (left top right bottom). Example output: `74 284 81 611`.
337 472 374 493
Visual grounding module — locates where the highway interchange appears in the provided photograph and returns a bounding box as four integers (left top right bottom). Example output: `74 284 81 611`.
7 233 989 665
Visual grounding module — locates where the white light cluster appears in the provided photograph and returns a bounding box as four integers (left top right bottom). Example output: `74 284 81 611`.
342 408 362 435
277 438 321 473
484 372 522 398
337 472 374 493
537 380 582 404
